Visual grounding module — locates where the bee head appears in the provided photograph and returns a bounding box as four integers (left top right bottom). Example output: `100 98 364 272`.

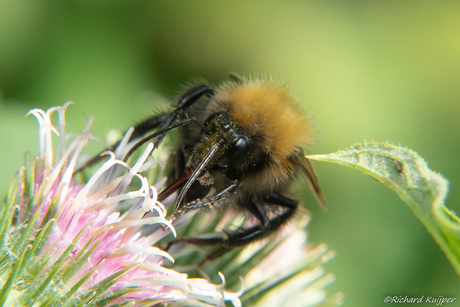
190 111 253 171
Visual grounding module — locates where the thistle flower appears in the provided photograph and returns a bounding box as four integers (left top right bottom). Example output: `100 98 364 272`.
0 102 342 307
0 102 240 306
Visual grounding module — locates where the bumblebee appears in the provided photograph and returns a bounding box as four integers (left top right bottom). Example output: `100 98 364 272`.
81 76 326 261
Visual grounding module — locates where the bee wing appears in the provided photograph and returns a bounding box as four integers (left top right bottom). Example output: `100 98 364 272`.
300 156 327 210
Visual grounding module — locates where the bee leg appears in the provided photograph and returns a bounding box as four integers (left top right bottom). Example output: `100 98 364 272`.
75 114 171 173
214 195 297 249
163 181 239 250
174 146 187 180
239 198 270 228
167 194 298 265
165 236 232 269
75 85 213 173
132 84 213 140
174 180 239 215
201 196 297 263
124 117 206 162
174 85 214 113
123 85 213 161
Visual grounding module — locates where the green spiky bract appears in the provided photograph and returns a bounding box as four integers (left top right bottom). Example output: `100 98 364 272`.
0 160 136 307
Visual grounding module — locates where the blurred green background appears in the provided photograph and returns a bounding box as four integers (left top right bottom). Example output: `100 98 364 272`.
1 1 459 306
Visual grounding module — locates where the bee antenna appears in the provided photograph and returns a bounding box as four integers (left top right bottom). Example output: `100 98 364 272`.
175 141 222 210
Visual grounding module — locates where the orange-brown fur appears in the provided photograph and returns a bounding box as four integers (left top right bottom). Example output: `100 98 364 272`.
209 80 314 160
203 79 315 196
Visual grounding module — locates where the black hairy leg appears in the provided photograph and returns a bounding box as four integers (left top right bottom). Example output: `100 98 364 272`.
75 84 213 173
164 193 298 266
123 117 205 162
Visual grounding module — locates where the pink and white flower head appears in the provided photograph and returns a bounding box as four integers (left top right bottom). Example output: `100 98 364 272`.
1 102 241 306
1 102 341 307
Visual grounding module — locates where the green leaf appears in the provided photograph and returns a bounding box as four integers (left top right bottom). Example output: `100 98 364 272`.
307 141 460 276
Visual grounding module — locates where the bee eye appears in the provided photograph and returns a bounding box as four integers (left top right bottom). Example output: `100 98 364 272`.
218 136 251 168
